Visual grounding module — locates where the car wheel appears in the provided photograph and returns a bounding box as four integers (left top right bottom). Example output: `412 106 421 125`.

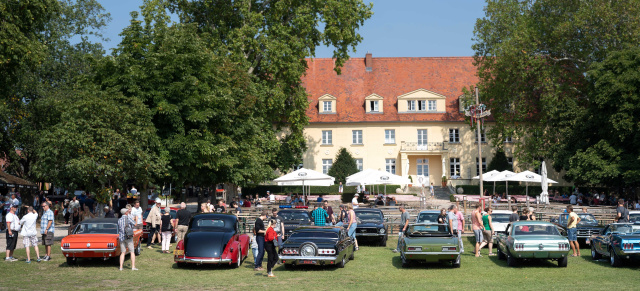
338 256 346 268
610 248 623 267
591 245 601 260
401 255 410 268
66 257 77 266
558 255 568 267
452 255 461 268
507 253 518 267
380 237 387 247
134 240 142 256
497 246 505 260
233 249 241 268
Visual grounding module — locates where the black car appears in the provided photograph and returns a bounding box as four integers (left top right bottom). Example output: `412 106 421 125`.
354 208 388 246
552 213 604 245
278 209 312 240
279 226 355 268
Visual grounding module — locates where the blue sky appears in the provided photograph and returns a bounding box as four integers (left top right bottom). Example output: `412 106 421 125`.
96 0 487 57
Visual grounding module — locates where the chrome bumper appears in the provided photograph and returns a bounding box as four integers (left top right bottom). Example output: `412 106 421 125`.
279 255 338 261
404 251 461 255
174 257 232 264
61 248 116 253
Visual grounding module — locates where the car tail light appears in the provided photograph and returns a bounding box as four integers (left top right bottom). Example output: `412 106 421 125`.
319 249 336 255
442 246 457 252
294 206 308 209
282 248 299 255
63 243 70 249
107 243 114 248
514 243 525 251
407 246 422 251
558 243 569 251
176 240 184 250
623 242 634 250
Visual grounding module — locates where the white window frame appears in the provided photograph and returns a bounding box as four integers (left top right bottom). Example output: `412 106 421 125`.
504 136 513 143
450 158 461 177
476 157 487 176
475 130 486 143
407 100 416 111
352 130 363 145
428 100 436 111
323 101 332 112
385 129 395 144
385 159 396 174
370 100 379 112
449 128 459 143
355 159 363 171
416 158 429 177
322 130 332 145
417 129 428 146
417 100 426 111
322 159 333 174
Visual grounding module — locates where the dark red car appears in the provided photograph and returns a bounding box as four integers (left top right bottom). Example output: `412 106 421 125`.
142 207 178 242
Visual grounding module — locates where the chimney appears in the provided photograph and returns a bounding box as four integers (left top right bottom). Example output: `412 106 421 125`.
365 52 372 72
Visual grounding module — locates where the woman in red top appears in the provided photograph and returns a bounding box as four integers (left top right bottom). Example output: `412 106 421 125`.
264 219 278 277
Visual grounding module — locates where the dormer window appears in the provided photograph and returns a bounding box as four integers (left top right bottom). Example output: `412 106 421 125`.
365 93 384 113
397 89 446 113
318 94 337 114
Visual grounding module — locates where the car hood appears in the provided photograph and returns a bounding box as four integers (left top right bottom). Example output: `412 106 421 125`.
614 234 640 240
184 230 233 258
357 221 384 228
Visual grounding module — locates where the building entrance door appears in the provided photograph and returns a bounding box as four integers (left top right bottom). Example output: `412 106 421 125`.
416 158 429 184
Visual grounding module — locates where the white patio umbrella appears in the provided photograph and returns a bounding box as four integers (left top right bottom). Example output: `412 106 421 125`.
502 170 557 207
486 170 516 198
346 169 410 194
273 168 335 204
541 161 549 204
472 170 501 195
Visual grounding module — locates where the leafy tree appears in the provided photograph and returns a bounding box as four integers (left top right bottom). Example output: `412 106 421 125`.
327 148 358 184
487 149 512 172
30 84 167 193
472 0 640 172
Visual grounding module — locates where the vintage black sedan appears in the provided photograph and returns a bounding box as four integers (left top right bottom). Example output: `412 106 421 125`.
173 213 249 268
279 226 355 268
354 208 388 246
552 213 603 245
590 223 640 267
278 209 312 240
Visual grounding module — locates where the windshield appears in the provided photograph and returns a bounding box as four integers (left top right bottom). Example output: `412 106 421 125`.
513 225 561 236
610 224 640 234
279 211 310 222
193 218 227 228
491 213 511 223
73 223 118 234
629 214 640 223
355 212 383 222
407 224 450 235
288 231 339 240
417 213 440 223
559 213 597 224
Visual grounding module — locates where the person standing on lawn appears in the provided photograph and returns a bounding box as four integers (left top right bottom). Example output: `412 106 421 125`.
175 203 190 243
117 208 137 270
482 207 495 256
509 206 519 222
312 204 328 226
264 219 278 278
254 211 267 271
617 199 629 223
270 208 284 250
347 204 359 251
146 198 162 248
456 206 465 253
323 201 334 225
472 204 487 257
20 207 41 263
5 204 19 261
566 205 581 257
352 194 360 209
447 205 463 253
41 202 55 261
394 206 410 253
131 200 143 227
160 208 174 253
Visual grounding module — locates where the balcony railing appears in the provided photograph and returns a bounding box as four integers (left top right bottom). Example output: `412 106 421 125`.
400 141 447 152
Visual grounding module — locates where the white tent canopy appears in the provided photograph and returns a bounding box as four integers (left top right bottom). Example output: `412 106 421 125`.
471 170 501 180
274 168 335 186
346 169 410 186
473 170 513 195
502 170 557 207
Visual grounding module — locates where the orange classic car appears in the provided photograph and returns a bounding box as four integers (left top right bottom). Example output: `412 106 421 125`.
61 218 143 265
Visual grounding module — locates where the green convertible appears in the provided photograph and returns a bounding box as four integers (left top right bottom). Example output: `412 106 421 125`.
399 223 461 268
496 221 570 267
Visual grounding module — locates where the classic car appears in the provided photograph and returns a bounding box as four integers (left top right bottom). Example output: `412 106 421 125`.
279 226 355 268
496 221 570 267
278 208 312 240
61 218 143 265
354 208 388 246
142 207 178 242
628 210 640 222
174 213 249 268
590 223 640 267
415 210 440 223
398 223 461 268
488 210 513 243
552 213 604 245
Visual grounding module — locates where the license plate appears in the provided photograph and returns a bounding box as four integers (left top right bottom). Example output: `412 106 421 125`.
300 260 316 264
173 250 184 255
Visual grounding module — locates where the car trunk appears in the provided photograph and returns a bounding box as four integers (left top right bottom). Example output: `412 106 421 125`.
65 234 118 249
185 231 233 258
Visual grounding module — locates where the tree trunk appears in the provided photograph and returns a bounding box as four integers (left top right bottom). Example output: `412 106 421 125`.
142 182 148 211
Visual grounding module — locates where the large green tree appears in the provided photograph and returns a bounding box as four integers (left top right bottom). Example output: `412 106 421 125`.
328 148 358 184
472 0 640 184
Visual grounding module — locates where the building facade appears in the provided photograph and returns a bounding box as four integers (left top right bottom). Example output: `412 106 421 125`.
300 54 566 186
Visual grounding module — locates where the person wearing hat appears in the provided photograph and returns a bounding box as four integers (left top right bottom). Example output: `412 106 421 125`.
146 198 163 248
118 207 137 270
104 206 115 218
352 193 360 209
5 204 20 261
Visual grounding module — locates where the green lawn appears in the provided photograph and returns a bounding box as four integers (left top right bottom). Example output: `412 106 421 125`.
3 237 639 290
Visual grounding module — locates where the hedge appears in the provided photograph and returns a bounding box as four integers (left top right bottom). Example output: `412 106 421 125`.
241 184 403 203
454 184 608 196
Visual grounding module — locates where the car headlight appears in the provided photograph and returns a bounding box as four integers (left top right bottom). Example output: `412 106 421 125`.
379 228 385 234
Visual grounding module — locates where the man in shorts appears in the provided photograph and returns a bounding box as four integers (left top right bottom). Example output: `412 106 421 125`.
566 205 581 257
472 204 487 257
41 202 55 261
5 204 19 261
118 208 137 270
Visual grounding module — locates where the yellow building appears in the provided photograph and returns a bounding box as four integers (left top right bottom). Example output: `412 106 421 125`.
300 54 567 187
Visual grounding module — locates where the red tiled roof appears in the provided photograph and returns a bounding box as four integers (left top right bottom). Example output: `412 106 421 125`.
302 56 478 123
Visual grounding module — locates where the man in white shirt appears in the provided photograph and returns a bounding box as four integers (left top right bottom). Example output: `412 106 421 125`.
20 206 40 262
268 191 275 203
569 193 577 205
352 194 360 209
5 205 20 261
131 200 143 227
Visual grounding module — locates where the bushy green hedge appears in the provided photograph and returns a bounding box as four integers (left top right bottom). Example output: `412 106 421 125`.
454 184 607 196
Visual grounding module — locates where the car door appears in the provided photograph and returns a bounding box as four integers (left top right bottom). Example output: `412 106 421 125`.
600 226 611 255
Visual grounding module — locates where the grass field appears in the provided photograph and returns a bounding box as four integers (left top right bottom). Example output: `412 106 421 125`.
2 236 640 290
